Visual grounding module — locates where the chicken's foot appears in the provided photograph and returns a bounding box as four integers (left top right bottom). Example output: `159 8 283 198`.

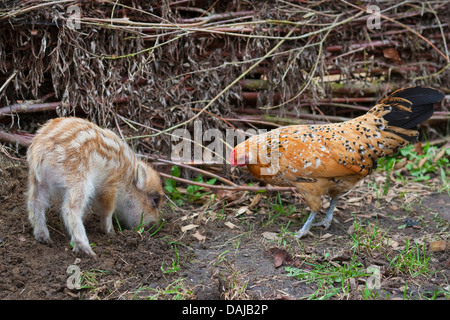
294 197 338 238
294 211 316 239
312 197 338 230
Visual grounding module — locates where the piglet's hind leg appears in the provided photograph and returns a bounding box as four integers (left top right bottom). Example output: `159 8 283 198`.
27 178 52 245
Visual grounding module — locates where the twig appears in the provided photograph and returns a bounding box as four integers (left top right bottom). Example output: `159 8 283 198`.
0 71 18 95
176 11 255 24
0 0 74 21
158 172 296 193
142 154 238 187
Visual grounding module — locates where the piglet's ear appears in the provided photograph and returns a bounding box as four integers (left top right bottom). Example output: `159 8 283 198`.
135 162 147 191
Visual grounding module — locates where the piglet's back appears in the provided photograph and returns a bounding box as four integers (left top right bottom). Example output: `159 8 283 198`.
28 117 137 185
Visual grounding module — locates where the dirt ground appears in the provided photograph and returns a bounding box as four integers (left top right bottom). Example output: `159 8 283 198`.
0 153 449 300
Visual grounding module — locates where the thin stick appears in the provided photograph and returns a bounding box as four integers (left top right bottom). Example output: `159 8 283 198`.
142 154 238 187
158 172 296 193
0 71 18 95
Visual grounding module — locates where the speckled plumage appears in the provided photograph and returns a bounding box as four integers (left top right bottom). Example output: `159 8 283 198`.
230 86 444 237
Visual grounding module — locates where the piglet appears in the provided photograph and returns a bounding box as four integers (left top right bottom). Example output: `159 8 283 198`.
27 117 164 257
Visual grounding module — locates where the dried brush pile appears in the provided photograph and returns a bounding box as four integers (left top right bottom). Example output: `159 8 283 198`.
0 0 449 158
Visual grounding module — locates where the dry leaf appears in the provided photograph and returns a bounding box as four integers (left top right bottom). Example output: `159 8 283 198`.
235 206 248 216
217 190 239 201
418 157 428 168
262 232 278 241
434 143 450 162
347 197 363 203
181 224 198 232
320 233 333 240
268 247 301 268
248 194 262 209
347 224 355 235
224 221 238 229
394 158 407 170
386 239 399 249
429 240 447 252
383 48 401 63
192 231 206 242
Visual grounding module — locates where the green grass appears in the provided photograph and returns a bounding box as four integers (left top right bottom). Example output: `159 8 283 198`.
165 165 217 206
285 221 438 299
387 238 431 278
286 258 371 299
377 142 449 190
262 192 298 228
349 220 390 256
161 242 181 274
80 268 109 290
132 279 194 300
113 211 165 236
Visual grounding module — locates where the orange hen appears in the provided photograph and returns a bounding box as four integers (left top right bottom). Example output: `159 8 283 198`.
229 87 444 238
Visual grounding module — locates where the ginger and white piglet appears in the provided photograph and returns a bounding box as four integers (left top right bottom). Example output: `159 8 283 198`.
27 117 164 257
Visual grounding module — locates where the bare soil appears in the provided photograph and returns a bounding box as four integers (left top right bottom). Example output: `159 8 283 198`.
0 154 449 300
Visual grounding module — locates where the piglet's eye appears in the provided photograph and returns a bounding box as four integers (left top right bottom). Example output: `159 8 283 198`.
149 193 161 207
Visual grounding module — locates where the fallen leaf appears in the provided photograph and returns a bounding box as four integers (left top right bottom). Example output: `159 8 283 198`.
418 157 428 168
434 143 450 162
347 224 355 235
386 239 399 249
429 240 447 252
415 142 423 155
320 233 333 240
262 232 278 241
329 250 352 262
235 206 248 216
224 221 238 229
347 197 363 203
394 158 407 170
268 247 301 268
383 48 401 63
181 224 198 232
217 190 239 201
248 194 262 209
192 231 206 242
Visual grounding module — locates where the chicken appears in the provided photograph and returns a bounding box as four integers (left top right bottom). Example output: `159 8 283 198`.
229 86 444 238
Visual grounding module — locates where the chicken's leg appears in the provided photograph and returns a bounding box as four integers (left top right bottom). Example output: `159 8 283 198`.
294 211 316 238
312 196 338 229
294 197 339 238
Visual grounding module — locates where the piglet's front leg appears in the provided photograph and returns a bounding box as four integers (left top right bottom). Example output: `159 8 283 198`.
95 186 117 235
61 184 96 257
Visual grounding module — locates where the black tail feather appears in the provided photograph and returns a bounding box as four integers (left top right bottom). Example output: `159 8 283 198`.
380 86 444 129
